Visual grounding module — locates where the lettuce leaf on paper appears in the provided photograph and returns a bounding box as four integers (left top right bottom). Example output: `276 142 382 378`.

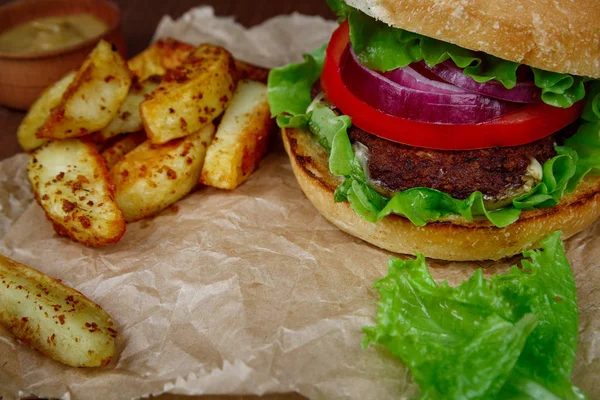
363 232 585 400
494 234 585 400
328 0 587 108
267 46 600 227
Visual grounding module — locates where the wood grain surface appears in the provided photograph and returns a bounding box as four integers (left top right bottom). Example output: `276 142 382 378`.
0 0 334 160
0 0 333 398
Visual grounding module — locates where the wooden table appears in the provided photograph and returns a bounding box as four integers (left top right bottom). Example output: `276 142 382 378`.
0 0 335 160
0 1 332 398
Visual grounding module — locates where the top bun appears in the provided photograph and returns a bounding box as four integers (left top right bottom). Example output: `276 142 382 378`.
345 0 600 78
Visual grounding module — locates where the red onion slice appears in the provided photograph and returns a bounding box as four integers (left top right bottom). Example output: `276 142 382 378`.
423 61 541 103
383 65 467 94
340 45 520 125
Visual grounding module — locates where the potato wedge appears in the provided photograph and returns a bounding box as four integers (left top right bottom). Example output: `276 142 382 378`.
128 38 195 82
98 77 160 141
234 60 270 84
17 72 77 152
200 80 272 190
101 131 147 170
0 253 117 367
140 44 237 144
127 42 163 82
110 124 215 221
128 38 266 84
37 40 132 140
28 140 126 246
160 38 197 71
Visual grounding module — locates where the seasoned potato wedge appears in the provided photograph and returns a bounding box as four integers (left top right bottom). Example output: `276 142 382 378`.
98 77 160 141
37 40 132 140
110 124 215 221
201 80 272 190
17 72 77 152
128 38 195 82
159 38 197 71
28 140 126 246
101 131 147 170
234 60 270 84
140 44 237 144
127 42 163 82
0 253 117 367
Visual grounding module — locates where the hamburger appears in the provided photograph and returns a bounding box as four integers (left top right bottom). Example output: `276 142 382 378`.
268 0 600 261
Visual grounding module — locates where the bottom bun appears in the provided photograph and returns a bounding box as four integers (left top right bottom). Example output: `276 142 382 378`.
282 127 600 261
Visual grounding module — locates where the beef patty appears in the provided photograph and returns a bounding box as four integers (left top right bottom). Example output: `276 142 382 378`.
348 126 560 201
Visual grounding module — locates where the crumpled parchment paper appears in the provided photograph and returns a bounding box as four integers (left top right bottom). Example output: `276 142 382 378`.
0 7 599 400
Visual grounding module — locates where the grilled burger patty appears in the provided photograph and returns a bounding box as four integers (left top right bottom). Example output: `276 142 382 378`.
348 126 560 202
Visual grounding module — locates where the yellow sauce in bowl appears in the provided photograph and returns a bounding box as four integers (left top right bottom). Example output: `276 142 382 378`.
0 13 108 54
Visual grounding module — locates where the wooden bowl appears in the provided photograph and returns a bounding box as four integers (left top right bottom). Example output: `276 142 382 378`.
0 0 126 110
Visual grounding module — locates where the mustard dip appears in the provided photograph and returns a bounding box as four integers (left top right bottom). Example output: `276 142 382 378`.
0 13 108 54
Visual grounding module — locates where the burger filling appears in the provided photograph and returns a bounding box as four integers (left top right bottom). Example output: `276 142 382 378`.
267 1 600 228
310 80 573 209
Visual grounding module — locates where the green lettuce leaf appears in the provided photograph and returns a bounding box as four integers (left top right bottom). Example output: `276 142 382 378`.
493 233 585 399
378 189 521 228
532 69 586 108
513 146 578 209
326 0 352 20
581 81 600 122
267 44 326 124
564 82 600 190
308 105 354 176
348 9 423 72
363 232 585 399
340 2 588 109
564 122 600 191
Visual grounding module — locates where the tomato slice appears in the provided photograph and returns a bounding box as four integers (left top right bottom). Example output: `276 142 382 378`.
321 22 584 150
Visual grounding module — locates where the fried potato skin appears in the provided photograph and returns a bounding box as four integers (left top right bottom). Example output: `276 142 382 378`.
127 42 164 82
37 40 132 140
201 80 272 190
98 77 160 141
128 38 266 84
28 140 126 246
234 60 270 84
110 124 215 222
0 254 117 367
127 38 195 82
159 38 196 71
101 131 147 170
140 44 238 144
17 72 77 152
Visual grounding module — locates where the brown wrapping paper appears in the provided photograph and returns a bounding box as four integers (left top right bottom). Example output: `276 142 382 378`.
0 7 598 400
